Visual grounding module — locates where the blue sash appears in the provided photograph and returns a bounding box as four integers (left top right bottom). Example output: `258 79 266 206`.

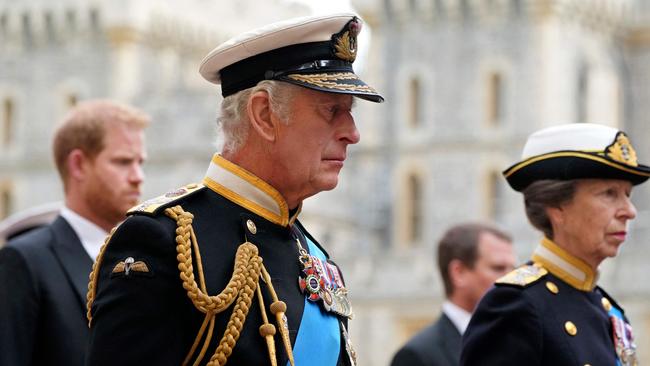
290 236 340 366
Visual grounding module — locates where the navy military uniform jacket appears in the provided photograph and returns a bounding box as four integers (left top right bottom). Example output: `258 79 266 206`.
390 312 461 366
461 238 636 366
86 155 353 366
0 216 92 366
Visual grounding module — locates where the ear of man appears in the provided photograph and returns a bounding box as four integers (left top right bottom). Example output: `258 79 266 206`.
449 258 471 290
247 90 280 143
67 149 89 182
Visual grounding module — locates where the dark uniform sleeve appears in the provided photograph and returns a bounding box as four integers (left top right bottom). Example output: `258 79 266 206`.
86 215 191 366
460 285 543 366
0 247 38 366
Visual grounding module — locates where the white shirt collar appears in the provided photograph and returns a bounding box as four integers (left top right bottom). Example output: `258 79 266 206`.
442 300 472 335
59 206 108 261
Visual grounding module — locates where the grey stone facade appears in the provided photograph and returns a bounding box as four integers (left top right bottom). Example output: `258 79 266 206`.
1 0 650 364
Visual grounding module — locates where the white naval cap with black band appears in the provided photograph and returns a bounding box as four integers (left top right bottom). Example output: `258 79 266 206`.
503 123 650 192
199 13 383 103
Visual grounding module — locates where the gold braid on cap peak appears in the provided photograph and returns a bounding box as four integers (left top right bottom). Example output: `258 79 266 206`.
164 205 295 366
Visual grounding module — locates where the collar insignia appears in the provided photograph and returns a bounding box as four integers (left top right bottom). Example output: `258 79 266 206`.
606 132 638 167
332 17 360 62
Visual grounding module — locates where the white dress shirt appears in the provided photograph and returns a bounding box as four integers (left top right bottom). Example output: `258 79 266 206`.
59 206 108 261
442 300 472 335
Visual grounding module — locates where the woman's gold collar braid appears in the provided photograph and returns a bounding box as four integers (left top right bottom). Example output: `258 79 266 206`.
165 205 295 366
532 237 597 291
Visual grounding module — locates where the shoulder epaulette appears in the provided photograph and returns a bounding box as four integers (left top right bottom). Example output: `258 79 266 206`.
495 264 548 288
127 183 204 216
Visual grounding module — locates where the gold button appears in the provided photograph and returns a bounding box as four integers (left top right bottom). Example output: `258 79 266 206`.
545 281 559 294
565 321 577 336
186 183 198 189
601 297 612 312
246 219 257 234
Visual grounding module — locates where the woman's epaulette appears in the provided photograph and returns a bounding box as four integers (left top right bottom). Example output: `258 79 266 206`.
495 264 548 288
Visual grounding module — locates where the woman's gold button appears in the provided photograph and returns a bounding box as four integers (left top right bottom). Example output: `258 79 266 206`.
565 321 577 336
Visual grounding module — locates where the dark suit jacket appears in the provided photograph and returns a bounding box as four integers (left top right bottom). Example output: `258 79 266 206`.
391 312 461 366
0 216 93 366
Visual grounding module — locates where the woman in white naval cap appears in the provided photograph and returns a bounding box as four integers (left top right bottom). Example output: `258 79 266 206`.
461 123 648 366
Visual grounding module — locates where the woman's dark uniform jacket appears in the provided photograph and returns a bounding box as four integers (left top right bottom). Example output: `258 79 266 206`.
460 238 635 366
86 155 353 365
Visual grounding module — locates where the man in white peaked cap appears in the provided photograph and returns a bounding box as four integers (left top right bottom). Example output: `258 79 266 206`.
86 13 383 366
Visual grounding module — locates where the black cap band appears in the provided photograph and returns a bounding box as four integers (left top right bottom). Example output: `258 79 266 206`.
219 41 347 97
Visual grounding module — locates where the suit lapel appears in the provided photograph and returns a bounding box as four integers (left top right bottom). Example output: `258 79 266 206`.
49 216 94 308
439 313 462 364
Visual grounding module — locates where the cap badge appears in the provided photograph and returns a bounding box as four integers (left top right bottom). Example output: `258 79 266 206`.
606 132 638 167
332 17 360 62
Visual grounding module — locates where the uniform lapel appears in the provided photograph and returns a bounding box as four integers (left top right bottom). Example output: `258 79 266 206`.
49 216 94 308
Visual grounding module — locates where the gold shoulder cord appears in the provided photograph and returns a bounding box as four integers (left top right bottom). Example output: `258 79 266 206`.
87 226 118 325
166 205 295 366
86 205 295 366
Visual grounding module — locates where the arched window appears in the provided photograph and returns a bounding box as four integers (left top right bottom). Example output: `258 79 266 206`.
44 11 55 42
408 77 422 128
485 71 504 127
89 8 100 30
0 182 12 220
484 170 502 220
409 0 418 14
2 97 14 146
576 65 589 123
66 93 78 109
0 13 8 35
406 173 423 243
65 9 76 31
22 13 33 47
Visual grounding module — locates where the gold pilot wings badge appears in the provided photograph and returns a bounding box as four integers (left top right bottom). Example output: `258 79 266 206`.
112 257 150 275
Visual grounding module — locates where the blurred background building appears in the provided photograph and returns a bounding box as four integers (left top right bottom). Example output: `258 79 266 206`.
1 0 649 364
